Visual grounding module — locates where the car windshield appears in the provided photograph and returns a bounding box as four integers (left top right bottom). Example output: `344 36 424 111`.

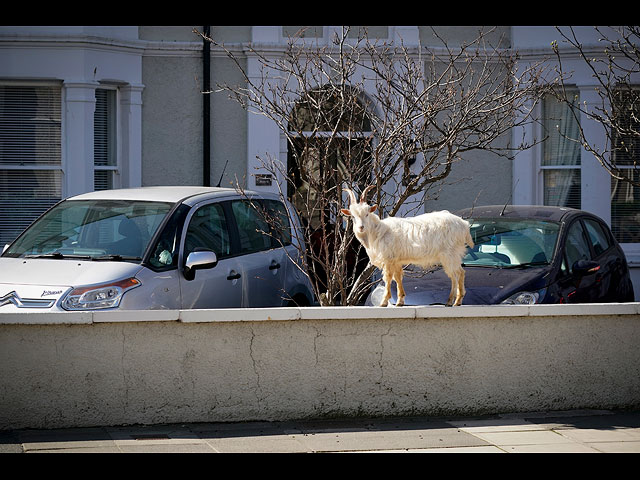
463 217 560 268
3 199 173 261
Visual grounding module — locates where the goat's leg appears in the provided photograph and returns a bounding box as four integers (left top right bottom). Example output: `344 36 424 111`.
454 268 466 306
392 266 406 306
379 268 393 307
446 272 456 307
444 268 460 307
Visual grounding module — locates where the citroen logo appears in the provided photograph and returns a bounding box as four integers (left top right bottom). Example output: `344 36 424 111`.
0 291 55 308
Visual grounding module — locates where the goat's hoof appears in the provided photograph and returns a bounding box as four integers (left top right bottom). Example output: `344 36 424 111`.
379 301 389 307
396 299 405 307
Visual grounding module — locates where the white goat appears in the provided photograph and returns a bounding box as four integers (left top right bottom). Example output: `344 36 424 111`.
341 186 474 307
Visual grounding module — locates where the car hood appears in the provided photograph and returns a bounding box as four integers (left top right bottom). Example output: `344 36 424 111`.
0 257 144 309
371 265 552 306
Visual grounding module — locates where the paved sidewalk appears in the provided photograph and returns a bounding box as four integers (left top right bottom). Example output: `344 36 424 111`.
2 409 640 453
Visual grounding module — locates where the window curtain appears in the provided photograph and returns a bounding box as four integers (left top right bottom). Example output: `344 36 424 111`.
542 90 581 209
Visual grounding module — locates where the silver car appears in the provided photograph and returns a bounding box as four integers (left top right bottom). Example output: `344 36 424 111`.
0 186 315 311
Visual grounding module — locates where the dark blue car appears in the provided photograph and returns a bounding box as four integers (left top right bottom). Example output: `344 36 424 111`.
366 205 635 306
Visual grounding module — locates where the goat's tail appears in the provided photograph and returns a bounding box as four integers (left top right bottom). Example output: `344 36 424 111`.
465 229 474 249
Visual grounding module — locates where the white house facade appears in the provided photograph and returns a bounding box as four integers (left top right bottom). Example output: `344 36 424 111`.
0 26 144 243
1 26 638 296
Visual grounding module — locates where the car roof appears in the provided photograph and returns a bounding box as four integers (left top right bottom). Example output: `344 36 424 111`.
455 204 580 222
66 186 272 206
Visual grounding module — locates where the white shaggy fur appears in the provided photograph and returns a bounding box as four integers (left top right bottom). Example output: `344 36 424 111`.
341 186 474 307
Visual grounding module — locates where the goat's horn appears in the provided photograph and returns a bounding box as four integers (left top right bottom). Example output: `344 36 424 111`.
344 188 358 205
360 185 376 204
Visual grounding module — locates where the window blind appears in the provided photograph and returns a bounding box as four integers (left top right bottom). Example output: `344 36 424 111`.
94 88 117 191
611 87 640 243
0 85 62 245
611 88 640 167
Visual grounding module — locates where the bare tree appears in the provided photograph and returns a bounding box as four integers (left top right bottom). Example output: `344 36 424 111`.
552 26 640 186
196 26 553 305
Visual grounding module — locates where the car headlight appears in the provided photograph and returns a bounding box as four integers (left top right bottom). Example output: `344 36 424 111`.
369 284 386 306
61 277 141 310
501 288 547 305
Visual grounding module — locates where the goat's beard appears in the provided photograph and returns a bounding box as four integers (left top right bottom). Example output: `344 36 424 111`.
354 230 370 249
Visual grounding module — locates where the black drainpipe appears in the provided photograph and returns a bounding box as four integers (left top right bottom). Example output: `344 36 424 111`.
203 26 211 186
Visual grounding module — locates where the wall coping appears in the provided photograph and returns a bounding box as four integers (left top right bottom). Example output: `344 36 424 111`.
1 303 639 325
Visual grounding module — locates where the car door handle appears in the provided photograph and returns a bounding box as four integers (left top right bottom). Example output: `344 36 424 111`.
227 271 241 280
269 262 281 270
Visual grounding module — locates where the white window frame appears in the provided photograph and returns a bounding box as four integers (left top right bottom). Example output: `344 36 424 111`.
537 87 582 209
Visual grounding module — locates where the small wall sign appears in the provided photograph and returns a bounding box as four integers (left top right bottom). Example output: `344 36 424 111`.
255 174 273 186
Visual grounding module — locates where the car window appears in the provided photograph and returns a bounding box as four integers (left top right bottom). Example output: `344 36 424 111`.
463 218 559 267
4 199 172 259
264 199 292 246
148 204 190 269
231 200 272 254
184 203 231 259
564 221 592 273
583 218 611 256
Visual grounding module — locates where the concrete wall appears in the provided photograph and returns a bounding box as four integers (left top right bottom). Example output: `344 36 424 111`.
142 54 203 186
139 26 248 189
1 304 639 430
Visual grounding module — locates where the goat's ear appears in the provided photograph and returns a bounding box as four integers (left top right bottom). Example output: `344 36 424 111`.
340 208 351 217
369 205 378 213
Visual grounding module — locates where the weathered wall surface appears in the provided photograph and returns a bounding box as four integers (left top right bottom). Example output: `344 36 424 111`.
1 304 639 430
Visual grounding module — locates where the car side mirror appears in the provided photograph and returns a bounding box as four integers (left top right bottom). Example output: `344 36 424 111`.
572 259 600 276
184 250 218 280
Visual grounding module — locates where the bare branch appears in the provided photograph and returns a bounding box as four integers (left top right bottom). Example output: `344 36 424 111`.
205 27 551 305
552 26 640 186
